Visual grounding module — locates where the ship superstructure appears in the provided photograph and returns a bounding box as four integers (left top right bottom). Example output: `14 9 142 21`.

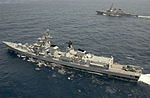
96 4 138 17
3 29 143 81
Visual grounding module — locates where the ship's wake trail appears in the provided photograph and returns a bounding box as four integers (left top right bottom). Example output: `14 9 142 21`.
138 74 150 85
138 16 150 19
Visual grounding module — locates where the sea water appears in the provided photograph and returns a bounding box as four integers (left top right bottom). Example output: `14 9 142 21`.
0 0 150 97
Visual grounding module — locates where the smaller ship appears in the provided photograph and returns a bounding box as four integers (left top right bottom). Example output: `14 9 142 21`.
96 4 138 17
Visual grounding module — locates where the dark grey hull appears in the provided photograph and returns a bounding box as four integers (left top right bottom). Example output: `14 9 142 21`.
96 11 104 15
96 11 138 17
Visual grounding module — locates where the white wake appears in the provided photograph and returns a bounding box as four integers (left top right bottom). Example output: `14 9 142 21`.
138 74 150 85
138 16 150 19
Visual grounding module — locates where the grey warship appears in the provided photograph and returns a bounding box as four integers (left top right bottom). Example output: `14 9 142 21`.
3 29 143 81
96 4 138 17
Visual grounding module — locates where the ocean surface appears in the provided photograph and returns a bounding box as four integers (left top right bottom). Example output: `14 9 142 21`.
0 0 150 98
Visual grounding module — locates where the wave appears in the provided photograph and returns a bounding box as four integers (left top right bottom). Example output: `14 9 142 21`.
138 74 150 85
138 16 150 19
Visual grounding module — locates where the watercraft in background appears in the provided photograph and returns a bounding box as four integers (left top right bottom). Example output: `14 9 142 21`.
96 4 138 17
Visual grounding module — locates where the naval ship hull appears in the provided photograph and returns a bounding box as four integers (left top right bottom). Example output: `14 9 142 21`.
96 11 104 15
3 41 140 81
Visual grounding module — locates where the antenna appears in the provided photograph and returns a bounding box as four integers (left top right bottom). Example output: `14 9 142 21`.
110 3 114 10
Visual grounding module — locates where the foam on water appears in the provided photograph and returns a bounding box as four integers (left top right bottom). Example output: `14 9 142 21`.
138 74 150 85
138 16 150 19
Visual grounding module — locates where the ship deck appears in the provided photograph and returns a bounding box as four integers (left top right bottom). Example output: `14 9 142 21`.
109 63 141 77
